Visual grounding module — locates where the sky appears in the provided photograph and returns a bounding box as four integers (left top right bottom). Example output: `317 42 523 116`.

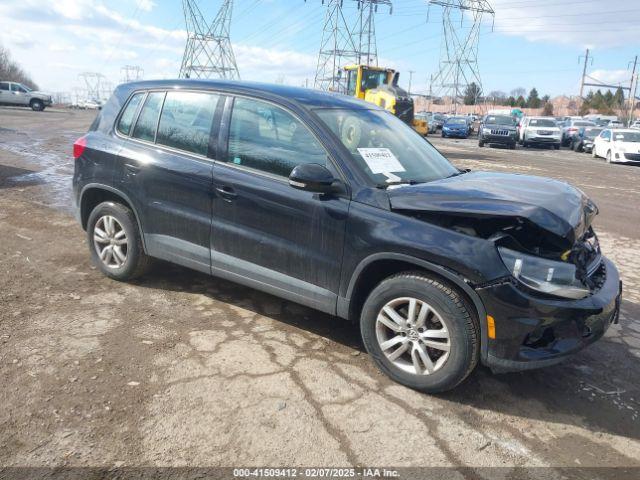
0 0 639 99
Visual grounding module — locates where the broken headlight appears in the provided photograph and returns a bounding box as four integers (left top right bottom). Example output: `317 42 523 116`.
497 247 590 299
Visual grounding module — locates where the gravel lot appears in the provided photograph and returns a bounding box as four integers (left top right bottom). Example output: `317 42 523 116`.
1 107 639 476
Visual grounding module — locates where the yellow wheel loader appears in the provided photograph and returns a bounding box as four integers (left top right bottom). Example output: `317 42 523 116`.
343 64 428 136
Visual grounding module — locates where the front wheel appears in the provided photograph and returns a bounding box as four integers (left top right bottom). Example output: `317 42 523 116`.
478 139 484 147
592 148 598 159
87 201 152 281
30 99 44 111
360 272 479 393
606 150 612 163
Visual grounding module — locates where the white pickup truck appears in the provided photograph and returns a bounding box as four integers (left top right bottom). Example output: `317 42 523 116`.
0 81 52 111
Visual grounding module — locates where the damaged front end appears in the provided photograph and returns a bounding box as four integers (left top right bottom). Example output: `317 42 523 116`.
387 171 604 300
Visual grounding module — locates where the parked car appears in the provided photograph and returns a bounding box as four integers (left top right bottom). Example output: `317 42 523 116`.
0 81 52 111
431 113 446 131
570 127 603 153
630 120 640 130
478 114 517 149
441 116 471 138
561 119 596 146
73 80 621 393
592 129 640 163
519 117 561 149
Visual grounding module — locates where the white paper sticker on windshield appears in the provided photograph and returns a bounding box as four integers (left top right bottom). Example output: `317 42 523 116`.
615 135 625 139
357 148 405 174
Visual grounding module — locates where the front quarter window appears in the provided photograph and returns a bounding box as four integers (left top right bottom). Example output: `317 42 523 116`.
315 108 458 185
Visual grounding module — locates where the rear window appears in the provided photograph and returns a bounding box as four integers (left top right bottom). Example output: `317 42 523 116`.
155 91 219 156
529 119 556 127
116 92 144 136
132 92 165 142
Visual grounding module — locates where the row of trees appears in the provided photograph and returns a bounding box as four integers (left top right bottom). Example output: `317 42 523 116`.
464 84 552 109
0 44 38 90
579 88 625 115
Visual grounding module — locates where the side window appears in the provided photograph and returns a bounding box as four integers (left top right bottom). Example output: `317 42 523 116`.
227 97 327 177
116 92 144 136
0 82 9 91
132 92 165 142
11 84 27 93
156 91 219 156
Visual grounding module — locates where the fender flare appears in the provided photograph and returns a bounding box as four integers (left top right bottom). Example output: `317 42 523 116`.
79 183 147 252
340 252 489 362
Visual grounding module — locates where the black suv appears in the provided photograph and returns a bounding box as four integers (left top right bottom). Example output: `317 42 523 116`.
478 114 517 149
73 80 622 393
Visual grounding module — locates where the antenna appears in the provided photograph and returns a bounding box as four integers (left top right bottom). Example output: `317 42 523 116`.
179 0 240 80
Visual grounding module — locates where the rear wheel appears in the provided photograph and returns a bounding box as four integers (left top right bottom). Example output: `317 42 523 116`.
87 201 151 281
606 150 612 163
360 272 479 393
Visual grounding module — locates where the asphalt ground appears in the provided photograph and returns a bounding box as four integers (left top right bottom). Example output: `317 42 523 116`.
1 107 639 477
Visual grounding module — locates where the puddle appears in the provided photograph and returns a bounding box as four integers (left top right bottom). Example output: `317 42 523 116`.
0 131 77 212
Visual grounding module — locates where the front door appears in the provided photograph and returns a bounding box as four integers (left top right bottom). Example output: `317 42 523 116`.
10 83 29 105
211 96 349 314
118 90 222 273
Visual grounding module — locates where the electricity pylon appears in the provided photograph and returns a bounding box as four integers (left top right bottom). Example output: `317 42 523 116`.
121 65 144 83
179 0 240 80
428 0 494 110
313 0 392 92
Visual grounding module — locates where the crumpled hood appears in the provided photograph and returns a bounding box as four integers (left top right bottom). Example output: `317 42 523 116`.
388 171 598 245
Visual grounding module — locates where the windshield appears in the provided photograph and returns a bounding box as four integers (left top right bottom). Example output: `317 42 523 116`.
613 131 640 142
485 115 514 126
315 109 458 185
446 118 466 125
529 119 556 127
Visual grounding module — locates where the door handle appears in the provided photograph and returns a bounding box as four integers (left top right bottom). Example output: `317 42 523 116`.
215 186 237 201
124 163 140 175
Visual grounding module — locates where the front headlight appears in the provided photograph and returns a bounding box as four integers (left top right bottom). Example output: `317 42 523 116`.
497 247 590 299
482 128 491 135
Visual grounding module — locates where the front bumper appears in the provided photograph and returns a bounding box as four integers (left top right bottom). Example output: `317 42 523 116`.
482 133 516 145
528 135 561 144
443 129 469 138
477 257 621 373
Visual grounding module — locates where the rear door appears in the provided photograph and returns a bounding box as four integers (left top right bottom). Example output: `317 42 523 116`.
117 89 223 273
0 82 11 104
210 95 349 313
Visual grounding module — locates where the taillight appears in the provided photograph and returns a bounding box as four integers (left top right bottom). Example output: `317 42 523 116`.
73 136 87 159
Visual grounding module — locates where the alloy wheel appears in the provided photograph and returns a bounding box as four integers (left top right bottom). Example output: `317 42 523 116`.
375 297 451 375
93 215 128 269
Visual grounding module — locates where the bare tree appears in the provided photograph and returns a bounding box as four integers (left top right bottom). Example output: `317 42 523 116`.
510 87 526 98
0 44 39 90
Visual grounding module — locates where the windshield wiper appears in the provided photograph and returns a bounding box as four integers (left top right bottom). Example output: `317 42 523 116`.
446 168 470 179
375 180 421 189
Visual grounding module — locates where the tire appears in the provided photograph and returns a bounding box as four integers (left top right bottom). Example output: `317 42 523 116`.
509 142 516 150
576 142 584 153
606 150 612 164
570 140 576 151
360 272 479 393
478 139 484 147
441 132 446 138
592 148 598 159
87 201 152 281
554 144 560 150
30 99 44 111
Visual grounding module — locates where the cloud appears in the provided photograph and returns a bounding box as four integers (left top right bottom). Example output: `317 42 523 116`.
490 0 640 48
136 0 157 13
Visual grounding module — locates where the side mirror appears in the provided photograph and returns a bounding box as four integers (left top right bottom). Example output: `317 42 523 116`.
289 163 337 194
